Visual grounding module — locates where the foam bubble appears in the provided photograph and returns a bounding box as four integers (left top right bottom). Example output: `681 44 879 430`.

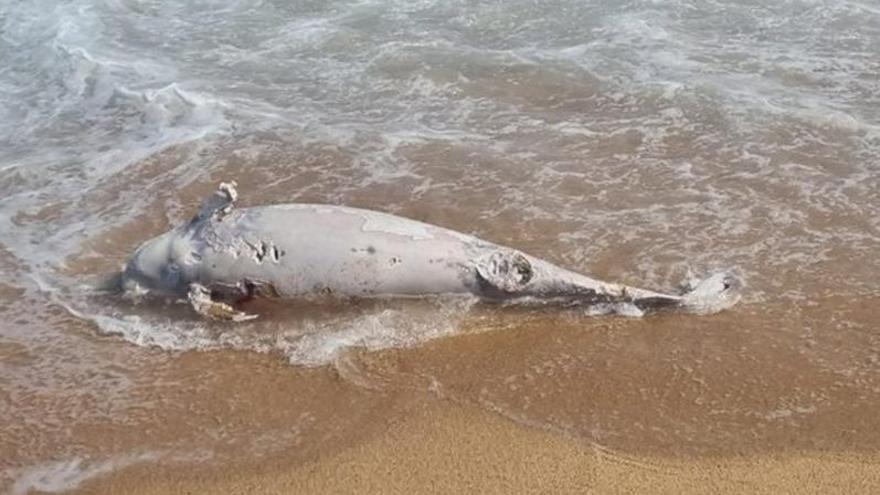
9 453 161 495
56 289 478 367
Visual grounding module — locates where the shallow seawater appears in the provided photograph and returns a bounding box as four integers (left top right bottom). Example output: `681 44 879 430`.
2 0 879 491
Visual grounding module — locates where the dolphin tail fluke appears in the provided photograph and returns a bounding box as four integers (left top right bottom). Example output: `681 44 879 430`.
678 272 741 315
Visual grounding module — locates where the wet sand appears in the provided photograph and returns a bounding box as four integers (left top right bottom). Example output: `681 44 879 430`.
6 295 874 494
81 398 880 495
4 140 880 493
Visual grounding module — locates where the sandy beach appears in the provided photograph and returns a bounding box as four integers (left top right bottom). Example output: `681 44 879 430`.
3 0 880 493
80 395 880 495
9 302 878 494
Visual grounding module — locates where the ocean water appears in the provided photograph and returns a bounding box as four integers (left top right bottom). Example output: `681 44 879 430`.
2 0 879 490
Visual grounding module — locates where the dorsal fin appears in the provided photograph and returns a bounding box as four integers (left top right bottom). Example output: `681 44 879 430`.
190 181 238 225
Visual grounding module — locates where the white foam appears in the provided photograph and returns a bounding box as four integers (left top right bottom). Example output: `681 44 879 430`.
9 453 160 495
56 291 478 368
282 298 477 366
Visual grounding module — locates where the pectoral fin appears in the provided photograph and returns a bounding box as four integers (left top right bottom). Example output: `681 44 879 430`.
189 181 238 226
188 283 257 322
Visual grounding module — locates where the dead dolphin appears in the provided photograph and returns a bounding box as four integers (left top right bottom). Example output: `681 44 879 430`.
121 182 740 321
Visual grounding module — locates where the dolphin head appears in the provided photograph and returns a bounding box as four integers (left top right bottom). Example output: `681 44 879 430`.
121 229 189 296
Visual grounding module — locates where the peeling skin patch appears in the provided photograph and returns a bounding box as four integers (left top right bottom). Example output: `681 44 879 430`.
271 245 283 262
253 241 268 262
270 203 437 241
245 280 281 299
475 250 534 293
359 212 435 240
243 239 282 264
273 204 339 215
269 203 477 243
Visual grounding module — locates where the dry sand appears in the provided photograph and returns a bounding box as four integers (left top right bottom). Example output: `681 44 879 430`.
80 399 880 495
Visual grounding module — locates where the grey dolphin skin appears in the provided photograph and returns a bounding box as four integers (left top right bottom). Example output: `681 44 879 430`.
121 182 740 321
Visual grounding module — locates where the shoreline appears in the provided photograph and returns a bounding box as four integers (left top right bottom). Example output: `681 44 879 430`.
75 397 880 495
